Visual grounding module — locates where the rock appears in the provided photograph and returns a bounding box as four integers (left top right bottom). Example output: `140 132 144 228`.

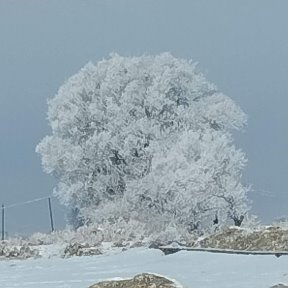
89 273 181 288
64 243 102 257
64 243 82 257
129 241 143 248
270 284 288 288
0 243 39 259
113 241 128 248
80 247 102 257
148 242 161 249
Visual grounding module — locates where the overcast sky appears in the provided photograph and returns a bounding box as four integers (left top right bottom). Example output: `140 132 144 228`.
0 0 287 234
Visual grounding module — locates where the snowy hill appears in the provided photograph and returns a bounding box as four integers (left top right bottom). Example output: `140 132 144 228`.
1 247 288 288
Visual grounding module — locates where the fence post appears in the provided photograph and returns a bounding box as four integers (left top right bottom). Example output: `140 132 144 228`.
1 204 5 241
48 198 54 232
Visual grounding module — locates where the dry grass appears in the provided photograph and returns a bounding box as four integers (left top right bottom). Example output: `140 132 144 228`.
196 226 288 251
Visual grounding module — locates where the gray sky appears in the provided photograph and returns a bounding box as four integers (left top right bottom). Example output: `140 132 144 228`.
0 0 287 234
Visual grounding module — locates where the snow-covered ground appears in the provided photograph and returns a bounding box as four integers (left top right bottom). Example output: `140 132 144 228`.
0 248 287 288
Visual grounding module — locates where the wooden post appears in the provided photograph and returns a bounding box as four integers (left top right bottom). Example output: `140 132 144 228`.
1 204 5 241
48 198 54 232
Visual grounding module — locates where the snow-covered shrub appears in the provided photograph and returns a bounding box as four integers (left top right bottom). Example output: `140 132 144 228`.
241 214 261 229
272 217 288 229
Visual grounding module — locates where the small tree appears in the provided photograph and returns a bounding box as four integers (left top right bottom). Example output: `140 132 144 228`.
36 53 250 233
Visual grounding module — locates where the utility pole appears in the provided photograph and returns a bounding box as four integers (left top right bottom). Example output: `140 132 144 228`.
1 204 5 241
48 198 54 232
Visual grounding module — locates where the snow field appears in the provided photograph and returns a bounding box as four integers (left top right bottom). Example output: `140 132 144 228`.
0 248 288 288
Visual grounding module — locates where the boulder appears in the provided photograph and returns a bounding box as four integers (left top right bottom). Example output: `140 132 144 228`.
89 273 181 288
64 243 102 257
0 243 39 259
270 284 288 288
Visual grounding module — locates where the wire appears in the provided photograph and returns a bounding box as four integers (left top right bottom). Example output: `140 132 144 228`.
4 196 51 209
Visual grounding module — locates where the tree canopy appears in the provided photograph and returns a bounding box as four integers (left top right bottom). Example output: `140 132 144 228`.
36 53 250 233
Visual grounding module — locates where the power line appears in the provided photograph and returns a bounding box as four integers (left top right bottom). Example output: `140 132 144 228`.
1 196 57 239
5 196 52 209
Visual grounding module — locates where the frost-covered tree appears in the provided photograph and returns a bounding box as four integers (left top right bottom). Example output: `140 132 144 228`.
36 53 250 232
